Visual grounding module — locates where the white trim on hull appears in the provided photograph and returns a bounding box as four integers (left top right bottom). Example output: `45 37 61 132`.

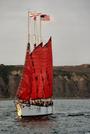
16 103 53 117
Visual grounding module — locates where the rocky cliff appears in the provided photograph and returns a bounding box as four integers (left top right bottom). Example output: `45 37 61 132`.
0 64 90 98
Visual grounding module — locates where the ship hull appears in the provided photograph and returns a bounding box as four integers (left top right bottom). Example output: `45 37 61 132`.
16 102 53 117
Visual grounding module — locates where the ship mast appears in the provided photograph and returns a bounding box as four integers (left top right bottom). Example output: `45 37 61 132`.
28 11 30 44
40 16 42 43
28 11 42 50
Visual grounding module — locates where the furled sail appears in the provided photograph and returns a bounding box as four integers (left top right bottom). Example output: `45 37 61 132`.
16 43 32 101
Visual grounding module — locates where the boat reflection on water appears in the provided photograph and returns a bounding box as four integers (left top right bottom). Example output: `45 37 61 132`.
17 114 57 130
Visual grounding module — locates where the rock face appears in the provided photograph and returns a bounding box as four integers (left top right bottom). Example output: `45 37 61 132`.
0 64 90 98
53 65 90 98
8 74 20 98
0 65 21 98
0 77 7 97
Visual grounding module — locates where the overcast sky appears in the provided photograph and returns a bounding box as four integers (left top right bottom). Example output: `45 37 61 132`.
0 0 90 66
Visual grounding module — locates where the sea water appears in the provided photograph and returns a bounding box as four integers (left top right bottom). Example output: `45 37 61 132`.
0 99 90 134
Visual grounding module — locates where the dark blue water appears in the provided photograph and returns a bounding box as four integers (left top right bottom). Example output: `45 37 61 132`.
0 99 90 134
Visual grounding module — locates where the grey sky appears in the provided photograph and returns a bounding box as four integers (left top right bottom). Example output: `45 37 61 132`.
0 0 90 65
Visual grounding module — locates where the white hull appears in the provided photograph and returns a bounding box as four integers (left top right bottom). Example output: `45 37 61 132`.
16 103 53 117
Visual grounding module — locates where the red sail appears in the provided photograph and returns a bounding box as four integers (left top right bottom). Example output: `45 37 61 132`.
30 43 43 99
47 37 53 97
16 38 53 100
16 43 32 101
42 37 53 98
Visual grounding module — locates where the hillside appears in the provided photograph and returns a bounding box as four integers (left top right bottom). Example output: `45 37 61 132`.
0 64 90 98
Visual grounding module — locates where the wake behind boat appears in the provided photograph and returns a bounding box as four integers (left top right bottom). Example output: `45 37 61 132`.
15 11 53 118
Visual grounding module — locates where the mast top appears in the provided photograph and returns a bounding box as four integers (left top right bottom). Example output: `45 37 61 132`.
28 11 41 18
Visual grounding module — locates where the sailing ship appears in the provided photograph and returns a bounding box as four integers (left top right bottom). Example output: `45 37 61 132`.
15 12 53 117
